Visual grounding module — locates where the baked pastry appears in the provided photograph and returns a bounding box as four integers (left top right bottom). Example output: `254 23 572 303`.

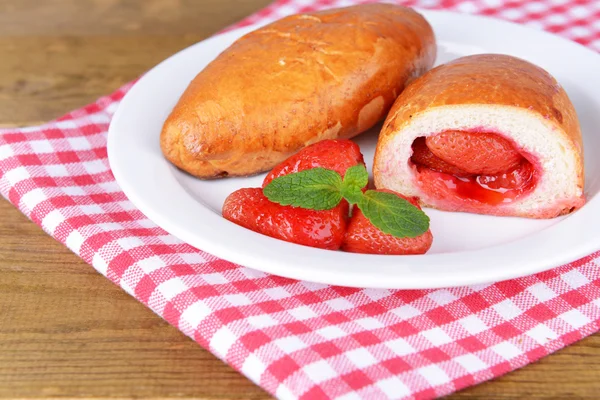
374 54 585 218
161 3 436 178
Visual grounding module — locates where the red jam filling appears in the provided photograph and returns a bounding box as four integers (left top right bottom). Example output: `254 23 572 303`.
410 132 539 206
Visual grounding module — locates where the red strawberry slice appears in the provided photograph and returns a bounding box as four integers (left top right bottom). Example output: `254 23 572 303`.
263 139 365 187
341 190 433 255
476 160 536 193
411 137 472 176
425 131 522 175
222 188 349 250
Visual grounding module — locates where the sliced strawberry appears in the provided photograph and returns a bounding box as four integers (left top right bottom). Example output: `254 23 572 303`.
341 190 433 255
426 131 522 175
263 139 365 187
226 140 364 250
415 159 537 206
476 160 536 193
223 188 349 250
411 137 472 176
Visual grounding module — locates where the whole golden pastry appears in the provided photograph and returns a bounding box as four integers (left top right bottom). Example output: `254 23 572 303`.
160 3 436 178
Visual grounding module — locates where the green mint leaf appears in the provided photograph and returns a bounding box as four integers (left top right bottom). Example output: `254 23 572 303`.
358 190 430 238
343 164 369 189
263 167 343 210
341 184 364 205
340 164 368 205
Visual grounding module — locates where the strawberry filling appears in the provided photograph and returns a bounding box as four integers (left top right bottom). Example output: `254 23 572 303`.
410 131 539 206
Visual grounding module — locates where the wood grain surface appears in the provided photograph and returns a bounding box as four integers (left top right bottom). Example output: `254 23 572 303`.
0 0 599 398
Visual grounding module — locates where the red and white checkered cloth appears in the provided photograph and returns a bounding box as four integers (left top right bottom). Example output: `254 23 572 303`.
2 0 599 398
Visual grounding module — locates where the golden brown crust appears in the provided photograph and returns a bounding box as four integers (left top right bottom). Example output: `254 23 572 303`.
375 54 584 192
160 4 436 178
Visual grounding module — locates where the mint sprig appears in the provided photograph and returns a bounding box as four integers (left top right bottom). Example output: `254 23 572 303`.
263 165 429 238
341 165 368 205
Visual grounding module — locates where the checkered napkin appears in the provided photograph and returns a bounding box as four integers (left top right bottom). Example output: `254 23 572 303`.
1 0 599 398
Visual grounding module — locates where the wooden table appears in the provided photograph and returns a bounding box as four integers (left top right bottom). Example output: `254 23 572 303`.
0 0 599 398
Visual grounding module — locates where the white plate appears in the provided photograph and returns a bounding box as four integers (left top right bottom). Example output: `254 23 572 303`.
108 10 600 289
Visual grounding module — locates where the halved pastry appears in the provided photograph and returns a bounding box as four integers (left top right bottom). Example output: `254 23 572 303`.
374 54 585 219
